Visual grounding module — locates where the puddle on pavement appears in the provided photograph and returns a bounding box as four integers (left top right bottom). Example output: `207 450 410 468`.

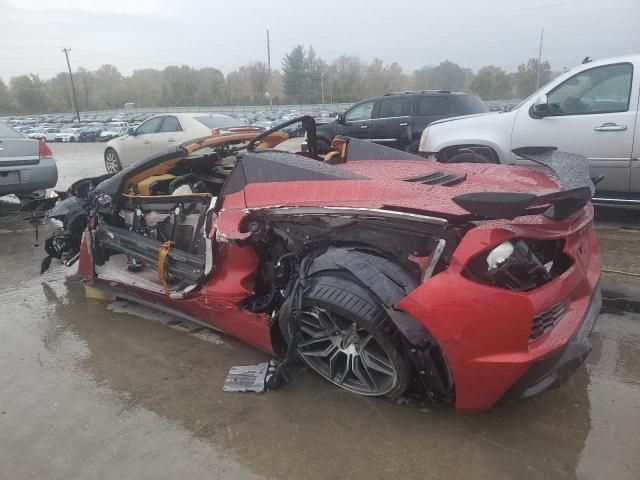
2 193 640 479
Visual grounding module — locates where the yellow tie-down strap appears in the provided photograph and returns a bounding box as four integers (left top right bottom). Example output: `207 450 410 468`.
158 240 175 295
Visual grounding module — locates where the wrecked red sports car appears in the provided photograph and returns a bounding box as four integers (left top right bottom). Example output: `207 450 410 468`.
33 117 601 411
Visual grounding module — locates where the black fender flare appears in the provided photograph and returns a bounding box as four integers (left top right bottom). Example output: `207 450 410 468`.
306 246 430 348
304 246 453 399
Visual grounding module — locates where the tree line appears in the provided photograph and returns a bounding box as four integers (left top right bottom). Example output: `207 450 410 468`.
0 45 555 115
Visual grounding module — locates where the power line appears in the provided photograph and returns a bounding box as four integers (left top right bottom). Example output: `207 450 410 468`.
62 48 81 122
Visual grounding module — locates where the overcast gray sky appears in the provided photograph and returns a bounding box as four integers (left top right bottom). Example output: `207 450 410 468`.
1 0 638 80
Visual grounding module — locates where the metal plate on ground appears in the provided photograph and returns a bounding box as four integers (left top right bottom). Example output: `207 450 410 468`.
223 361 277 393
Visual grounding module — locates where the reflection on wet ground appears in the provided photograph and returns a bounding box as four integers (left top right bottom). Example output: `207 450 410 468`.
1 143 639 479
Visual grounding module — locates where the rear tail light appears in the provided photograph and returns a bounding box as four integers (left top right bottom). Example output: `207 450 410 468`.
463 238 573 291
39 140 53 159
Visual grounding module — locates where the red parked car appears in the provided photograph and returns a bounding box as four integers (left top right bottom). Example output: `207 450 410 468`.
33 117 601 411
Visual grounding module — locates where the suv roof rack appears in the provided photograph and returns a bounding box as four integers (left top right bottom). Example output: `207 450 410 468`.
384 90 452 96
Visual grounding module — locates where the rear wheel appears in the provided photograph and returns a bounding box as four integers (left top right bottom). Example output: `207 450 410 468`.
281 273 410 398
104 148 122 173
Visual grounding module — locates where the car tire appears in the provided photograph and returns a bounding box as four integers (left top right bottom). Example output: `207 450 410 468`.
405 140 420 155
104 148 122 173
280 272 410 399
70 137 76 142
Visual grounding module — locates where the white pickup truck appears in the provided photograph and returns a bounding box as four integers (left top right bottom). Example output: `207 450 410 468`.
419 54 640 206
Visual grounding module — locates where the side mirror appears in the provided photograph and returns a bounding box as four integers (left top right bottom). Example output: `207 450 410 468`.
336 113 345 124
127 127 136 135
531 94 550 118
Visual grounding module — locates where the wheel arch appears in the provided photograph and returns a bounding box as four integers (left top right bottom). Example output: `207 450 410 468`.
295 246 454 401
104 144 119 158
103 145 123 171
438 144 501 163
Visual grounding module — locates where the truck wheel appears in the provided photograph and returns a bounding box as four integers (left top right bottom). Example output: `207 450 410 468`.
104 148 122 173
280 272 410 398
445 150 494 164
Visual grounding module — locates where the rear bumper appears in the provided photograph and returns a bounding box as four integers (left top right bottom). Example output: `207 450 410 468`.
0 157 58 196
501 284 601 401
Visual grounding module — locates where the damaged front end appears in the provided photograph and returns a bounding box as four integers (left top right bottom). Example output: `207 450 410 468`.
28 173 113 273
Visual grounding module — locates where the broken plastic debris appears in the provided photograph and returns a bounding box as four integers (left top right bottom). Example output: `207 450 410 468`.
223 360 278 393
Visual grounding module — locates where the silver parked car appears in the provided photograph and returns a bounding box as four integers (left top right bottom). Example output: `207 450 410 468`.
0 121 58 200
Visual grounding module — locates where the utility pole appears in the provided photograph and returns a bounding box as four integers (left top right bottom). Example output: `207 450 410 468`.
535 28 544 90
321 72 325 107
62 48 81 122
266 29 273 109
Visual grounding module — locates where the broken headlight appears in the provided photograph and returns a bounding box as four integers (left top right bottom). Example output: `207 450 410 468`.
463 238 572 291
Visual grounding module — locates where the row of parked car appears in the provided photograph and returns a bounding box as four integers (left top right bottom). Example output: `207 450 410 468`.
4 108 338 148
7 112 153 127
15 120 138 143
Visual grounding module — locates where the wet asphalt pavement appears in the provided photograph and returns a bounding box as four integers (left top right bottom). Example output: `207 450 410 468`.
1 142 639 480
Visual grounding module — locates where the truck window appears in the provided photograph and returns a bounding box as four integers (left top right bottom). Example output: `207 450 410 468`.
374 97 410 118
547 63 633 115
0 122 22 138
453 95 487 114
345 101 374 122
416 96 451 116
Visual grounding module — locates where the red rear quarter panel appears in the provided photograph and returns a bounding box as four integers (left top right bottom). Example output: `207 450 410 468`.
399 204 600 411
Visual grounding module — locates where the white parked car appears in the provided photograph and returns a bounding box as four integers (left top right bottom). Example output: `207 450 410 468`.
103 113 260 172
27 128 60 142
420 54 640 204
54 127 81 142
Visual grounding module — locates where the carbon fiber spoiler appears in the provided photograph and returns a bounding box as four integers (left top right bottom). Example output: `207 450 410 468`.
452 147 595 220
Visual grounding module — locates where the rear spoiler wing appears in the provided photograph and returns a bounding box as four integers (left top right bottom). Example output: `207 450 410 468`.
452 147 596 220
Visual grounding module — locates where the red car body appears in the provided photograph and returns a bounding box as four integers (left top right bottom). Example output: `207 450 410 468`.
42 128 601 411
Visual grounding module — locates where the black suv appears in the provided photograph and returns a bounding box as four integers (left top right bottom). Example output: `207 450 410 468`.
317 91 486 153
